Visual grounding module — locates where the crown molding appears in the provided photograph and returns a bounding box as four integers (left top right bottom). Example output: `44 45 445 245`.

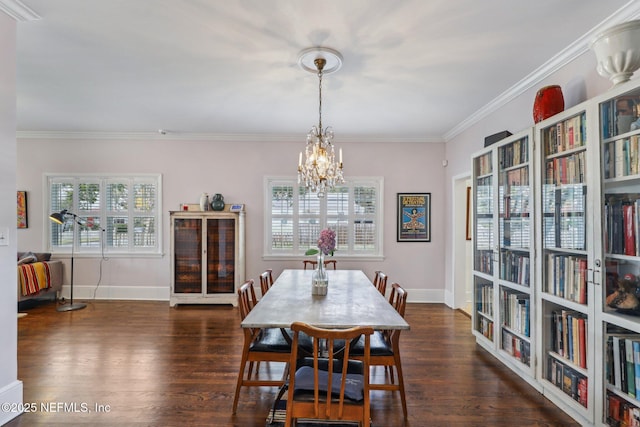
16 130 442 144
444 1 640 141
0 0 40 21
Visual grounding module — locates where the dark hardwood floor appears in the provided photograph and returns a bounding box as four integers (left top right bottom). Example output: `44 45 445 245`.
5 300 579 427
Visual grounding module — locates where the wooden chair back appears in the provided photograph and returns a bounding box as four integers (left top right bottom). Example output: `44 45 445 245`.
323 259 337 270
372 271 388 296
259 269 274 295
303 260 318 270
233 278 292 414
286 322 373 427
389 282 407 317
237 279 257 320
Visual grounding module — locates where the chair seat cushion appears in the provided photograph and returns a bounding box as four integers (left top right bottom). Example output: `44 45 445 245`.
293 364 365 402
250 328 313 354
349 330 393 356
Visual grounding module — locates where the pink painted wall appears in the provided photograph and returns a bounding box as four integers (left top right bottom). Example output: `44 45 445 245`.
17 137 447 302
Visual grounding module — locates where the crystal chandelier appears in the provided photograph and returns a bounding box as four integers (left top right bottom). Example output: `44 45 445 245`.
297 48 344 197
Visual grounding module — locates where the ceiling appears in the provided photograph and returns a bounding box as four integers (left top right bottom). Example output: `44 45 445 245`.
7 0 638 141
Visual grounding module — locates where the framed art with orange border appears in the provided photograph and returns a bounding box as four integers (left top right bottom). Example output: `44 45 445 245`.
17 191 28 229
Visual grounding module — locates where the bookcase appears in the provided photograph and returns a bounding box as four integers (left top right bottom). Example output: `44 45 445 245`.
471 129 536 385
534 101 595 425
469 75 640 427
593 82 640 426
169 210 245 307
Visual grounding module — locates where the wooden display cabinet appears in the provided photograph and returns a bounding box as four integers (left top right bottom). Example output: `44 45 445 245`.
170 210 245 306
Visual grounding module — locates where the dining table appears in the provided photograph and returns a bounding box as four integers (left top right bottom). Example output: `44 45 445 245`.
241 269 410 331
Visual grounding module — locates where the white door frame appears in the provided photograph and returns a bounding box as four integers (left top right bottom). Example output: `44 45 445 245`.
451 172 472 310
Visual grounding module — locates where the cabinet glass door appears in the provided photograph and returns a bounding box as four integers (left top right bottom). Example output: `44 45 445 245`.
497 135 532 369
474 152 494 274
598 88 640 426
206 218 236 294
173 218 203 294
539 110 590 412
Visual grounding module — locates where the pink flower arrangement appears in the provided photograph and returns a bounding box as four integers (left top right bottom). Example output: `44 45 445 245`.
317 228 336 256
305 228 336 256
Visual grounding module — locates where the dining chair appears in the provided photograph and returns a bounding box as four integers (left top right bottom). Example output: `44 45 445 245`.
323 259 337 270
350 282 408 419
303 260 318 270
259 268 274 296
284 321 374 427
372 271 388 296
233 280 300 414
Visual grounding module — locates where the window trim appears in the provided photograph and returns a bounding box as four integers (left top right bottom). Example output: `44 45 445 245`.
44 173 163 257
263 176 384 260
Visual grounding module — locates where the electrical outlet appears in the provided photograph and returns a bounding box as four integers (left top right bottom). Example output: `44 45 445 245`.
0 228 8 246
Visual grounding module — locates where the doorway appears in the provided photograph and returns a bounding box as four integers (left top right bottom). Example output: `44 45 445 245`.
452 174 472 314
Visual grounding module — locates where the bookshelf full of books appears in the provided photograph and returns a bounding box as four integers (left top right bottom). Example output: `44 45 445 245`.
472 129 536 385
595 82 640 427
535 101 594 425
472 149 495 346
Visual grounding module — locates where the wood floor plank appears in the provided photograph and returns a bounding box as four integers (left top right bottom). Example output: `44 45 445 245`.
5 301 579 426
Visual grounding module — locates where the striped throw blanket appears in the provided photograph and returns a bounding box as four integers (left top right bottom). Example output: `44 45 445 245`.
18 262 52 296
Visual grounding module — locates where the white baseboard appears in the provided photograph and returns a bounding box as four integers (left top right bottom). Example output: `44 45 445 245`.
57 285 447 305
58 285 170 301
403 288 446 304
0 380 23 426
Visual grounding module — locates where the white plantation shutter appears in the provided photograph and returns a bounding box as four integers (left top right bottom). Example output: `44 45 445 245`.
47 174 162 255
265 177 383 257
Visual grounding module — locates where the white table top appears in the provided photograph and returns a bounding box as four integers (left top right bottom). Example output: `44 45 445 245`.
241 269 410 331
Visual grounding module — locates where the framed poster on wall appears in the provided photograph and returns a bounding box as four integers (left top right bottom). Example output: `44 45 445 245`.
17 191 28 229
397 193 430 242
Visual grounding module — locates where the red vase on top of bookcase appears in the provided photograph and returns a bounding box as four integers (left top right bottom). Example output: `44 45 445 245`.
533 85 565 123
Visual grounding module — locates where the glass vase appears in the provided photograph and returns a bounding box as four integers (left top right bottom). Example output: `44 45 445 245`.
312 253 328 296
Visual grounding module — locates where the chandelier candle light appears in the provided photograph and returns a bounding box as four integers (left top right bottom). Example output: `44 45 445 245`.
297 47 344 197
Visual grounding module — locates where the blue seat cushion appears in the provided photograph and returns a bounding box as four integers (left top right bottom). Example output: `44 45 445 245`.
349 331 393 357
293 359 365 402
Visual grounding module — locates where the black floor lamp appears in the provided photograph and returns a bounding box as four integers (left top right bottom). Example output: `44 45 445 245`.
49 209 87 312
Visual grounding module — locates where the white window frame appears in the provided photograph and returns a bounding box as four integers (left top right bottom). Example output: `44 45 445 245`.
263 176 384 260
45 173 163 257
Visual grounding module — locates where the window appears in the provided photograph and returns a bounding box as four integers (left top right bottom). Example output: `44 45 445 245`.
265 177 383 258
46 174 162 255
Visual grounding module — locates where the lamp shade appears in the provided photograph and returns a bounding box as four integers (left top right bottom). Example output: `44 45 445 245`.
49 210 68 224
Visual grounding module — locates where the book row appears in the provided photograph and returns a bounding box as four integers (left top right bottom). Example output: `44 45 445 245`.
546 356 588 408
545 254 588 304
498 138 529 169
501 218 531 249
477 317 493 341
607 391 640 427
543 216 586 251
475 283 493 316
605 195 640 257
601 95 640 140
542 113 586 156
606 334 640 400
476 152 493 177
604 135 640 179
500 291 530 337
501 329 530 366
544 150 586 186
550 309 587 369
474 250 493 276
475 179 493 215
499 250 530 286
500 170 531 218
